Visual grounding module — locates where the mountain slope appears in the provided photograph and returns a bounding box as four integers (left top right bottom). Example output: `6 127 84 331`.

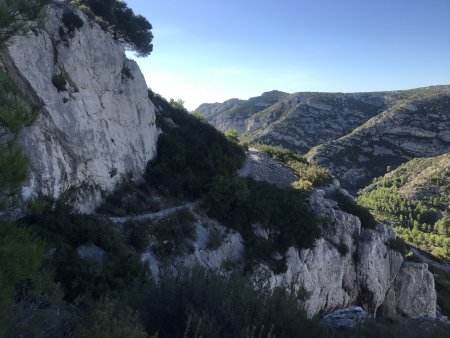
308 87 450 191
196 90 289 134
357 152 450 260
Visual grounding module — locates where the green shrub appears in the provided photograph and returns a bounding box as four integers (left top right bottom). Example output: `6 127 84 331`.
75 298 147 338
98 182 160 216
151 208 197 257
62 10 84 33
336 242 349 256
255 144 333 188
204 176 320 268
0 144 29 192
123 220 150 253
128 266 322 338
22 201 147 301
146 90 245 198
0 0 49 48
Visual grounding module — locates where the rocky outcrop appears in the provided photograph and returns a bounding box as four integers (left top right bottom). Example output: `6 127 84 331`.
237 148 298 188
4 3 157 211
380 262 436 319
233 152 436 319
261 185 436 319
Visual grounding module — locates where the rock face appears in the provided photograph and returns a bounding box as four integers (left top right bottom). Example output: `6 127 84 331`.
262 185 436 319
237 148 298 188
234 151 437 319
380 262 436 319
4 4 157 211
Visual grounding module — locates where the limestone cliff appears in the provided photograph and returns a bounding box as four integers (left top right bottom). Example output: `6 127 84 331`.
137 149 437 320
257 171 436 320
3 3 157 211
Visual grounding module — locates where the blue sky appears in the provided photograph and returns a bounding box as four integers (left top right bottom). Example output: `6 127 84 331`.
126 0 450 110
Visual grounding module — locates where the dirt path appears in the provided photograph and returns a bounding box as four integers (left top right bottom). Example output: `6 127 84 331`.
109 202 198 224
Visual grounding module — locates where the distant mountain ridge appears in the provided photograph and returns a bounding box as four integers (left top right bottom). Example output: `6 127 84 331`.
196 85 450 191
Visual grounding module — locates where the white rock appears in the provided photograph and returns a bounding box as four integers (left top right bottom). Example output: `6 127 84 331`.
5 4 157 212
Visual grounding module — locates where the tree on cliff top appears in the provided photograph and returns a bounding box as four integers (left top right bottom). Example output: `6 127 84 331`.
76 0 153 57
0 0 49 47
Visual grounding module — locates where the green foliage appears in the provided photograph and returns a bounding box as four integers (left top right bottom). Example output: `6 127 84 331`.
0 222 45 331
22 201 148 301
75 298 147 338
0 143 28 192
62 10 83 32
0 0 49 47
336 242 349 256
98 182 161 216
205 176 320 268
358 172 450 261
254 144 306 164
0 69 36 196
224 128 239 143
151 208 197 257
0 71 36 135
76 0 153 57
207 227 223 250
169 97 185 110
146 90 246 199
123 220 151 253
128 266 322 338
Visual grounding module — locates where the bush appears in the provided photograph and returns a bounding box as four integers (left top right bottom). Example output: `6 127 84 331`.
207 228 223 250
76 0 153 57
123 220 150 253
75 299 147 338
204 176 320 268
22 201 147 301
0 144 29 193
128 266 322 338
336 242 349 256
98 182 160 216
0 0 49 47
146 91 245 198
151 208 197 257
62 10 84 33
